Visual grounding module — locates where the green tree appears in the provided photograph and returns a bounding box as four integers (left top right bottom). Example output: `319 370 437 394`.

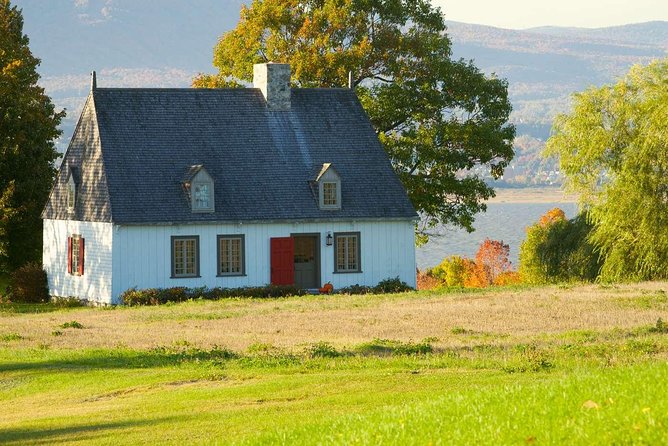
195 0 515 242
519 209 601 284
0 0 64 271
546 60 668 281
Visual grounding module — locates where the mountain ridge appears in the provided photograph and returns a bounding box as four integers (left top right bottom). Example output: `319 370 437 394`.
525 20 668 46
443 20 667 185
13 1 668 184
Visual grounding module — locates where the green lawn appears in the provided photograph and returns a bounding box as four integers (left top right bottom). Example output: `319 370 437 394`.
1 285 667 444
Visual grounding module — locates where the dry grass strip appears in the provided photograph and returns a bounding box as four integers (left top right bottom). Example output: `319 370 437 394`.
1 282 666 352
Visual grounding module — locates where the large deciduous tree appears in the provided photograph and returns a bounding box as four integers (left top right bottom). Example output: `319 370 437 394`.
545 60 668 281
194 0 515 242
0 0 64 271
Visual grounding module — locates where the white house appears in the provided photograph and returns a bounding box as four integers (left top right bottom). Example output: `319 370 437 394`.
42 63 418 304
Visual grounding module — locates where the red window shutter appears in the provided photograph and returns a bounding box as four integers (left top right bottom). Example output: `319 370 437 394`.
67 237 73 274
78 238 85 276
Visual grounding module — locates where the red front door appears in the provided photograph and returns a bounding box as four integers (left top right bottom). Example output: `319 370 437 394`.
270 237 294 285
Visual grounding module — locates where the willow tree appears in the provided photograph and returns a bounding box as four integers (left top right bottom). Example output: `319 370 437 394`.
195 0 515 243
0 0 63 270
546 60 668 281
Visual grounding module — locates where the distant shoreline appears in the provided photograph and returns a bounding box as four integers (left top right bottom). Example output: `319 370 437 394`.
488 187 578 204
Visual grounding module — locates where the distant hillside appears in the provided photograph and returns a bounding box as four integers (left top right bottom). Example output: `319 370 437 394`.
446 20 667 120
527 21 668 47
445 21 668 185
15 0 245 148
14 1 668 184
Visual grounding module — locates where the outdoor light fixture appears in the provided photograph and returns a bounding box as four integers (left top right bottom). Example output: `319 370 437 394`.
326 232 333 246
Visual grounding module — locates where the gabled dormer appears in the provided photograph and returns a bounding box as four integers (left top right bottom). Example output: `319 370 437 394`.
315 163 341 210
183 165 215 213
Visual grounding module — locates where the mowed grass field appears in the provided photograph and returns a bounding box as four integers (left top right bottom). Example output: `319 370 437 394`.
1 282 667 445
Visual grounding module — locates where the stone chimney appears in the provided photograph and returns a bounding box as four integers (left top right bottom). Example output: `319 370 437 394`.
253 63 291 111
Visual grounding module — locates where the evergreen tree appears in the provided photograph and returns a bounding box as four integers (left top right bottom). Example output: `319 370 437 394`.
0 0 64 271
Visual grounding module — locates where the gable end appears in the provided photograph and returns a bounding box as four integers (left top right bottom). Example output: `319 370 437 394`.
42 94 113 222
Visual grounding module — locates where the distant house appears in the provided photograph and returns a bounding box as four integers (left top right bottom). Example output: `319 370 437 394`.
42 63 418 304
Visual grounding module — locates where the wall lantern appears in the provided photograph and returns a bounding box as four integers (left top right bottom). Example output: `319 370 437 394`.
326 232 333 246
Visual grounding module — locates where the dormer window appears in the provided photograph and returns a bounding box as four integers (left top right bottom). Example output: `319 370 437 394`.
193 182 211 210
184 165 215 213
322 182 338 206
66 174 76 211
316 163 341 210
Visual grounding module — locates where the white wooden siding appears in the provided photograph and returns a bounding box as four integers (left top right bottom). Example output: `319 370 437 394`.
112 221 415 303
42 219 114 304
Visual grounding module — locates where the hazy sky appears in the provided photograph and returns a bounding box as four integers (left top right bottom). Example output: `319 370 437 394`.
433 0 668 29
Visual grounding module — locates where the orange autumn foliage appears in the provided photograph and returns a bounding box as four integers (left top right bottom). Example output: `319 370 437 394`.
472 238 513 286
426 239 519 289
493 271 522 286
539 208 566 227
463 261 488 288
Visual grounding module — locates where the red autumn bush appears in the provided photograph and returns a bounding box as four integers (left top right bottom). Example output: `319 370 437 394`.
417 269 443 290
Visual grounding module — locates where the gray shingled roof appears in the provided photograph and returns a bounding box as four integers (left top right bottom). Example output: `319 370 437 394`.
43 87 417 224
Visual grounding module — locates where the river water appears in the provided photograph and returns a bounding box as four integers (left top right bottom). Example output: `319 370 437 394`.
416 202 579 270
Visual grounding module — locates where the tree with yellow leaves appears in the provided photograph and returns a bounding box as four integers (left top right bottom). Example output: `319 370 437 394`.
195 0 515 243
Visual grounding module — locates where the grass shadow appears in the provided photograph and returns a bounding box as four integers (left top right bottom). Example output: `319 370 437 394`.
0 416 180 445
0 303 82 314
0 346 237 372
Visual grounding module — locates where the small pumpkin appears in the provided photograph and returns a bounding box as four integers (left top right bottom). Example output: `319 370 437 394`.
319 282 334 294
